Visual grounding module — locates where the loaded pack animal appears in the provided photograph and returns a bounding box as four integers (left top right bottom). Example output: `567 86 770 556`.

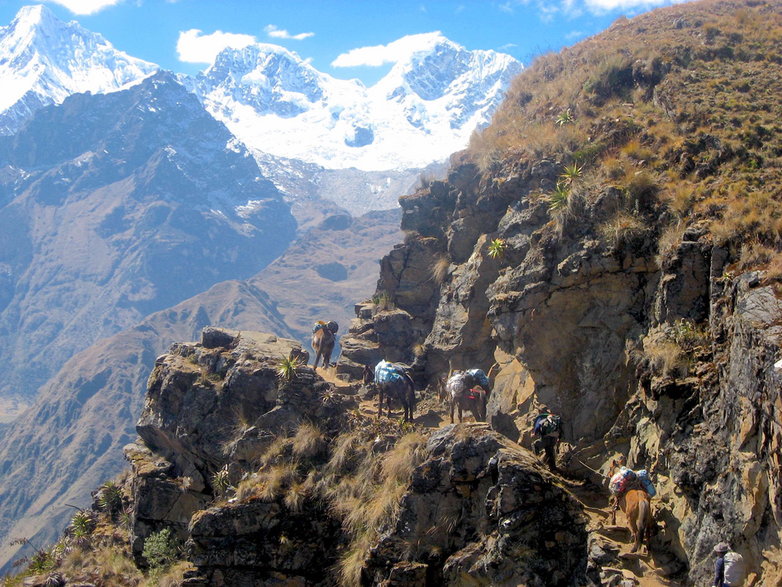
446 370 489 423
311 321 338 369
608 459 653 554
372 360 416 422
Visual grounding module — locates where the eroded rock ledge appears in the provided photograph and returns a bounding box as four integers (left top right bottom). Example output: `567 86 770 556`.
124 327 593 586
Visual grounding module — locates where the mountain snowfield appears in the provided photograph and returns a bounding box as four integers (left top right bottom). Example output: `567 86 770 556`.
0 5 158 135
0 5 522 173
184 33 523 170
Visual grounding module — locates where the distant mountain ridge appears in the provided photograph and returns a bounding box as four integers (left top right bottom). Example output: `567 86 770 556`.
0 6 522 174
0 4 158 135
184 33 523 171
0 70 296 412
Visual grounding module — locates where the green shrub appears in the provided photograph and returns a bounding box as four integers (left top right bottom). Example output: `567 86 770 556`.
142 528 180 571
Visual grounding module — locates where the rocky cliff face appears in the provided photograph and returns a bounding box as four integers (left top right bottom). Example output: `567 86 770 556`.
336 2 782 583
338 160 782 584
118 328 593 586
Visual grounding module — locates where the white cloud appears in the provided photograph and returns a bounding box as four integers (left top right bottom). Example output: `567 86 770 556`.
264 24 314 41
176 29 257 64
331 32 444 68
500 0 693 17
43 0 123 15
583 0 670 11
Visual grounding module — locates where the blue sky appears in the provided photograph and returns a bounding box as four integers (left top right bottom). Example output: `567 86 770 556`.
0 0 695 85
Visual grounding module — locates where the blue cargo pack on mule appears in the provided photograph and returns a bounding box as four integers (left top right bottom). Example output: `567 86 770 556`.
375 360 406 385
636 469 656 497
466 368 490 391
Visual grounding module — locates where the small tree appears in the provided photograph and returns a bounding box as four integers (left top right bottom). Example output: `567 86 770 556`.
142 528 179 572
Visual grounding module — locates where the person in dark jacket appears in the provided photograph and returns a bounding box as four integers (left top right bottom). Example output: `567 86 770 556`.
532 412 562 472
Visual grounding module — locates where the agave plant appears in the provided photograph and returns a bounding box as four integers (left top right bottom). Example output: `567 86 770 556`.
212 465 231 497
69 510 96 547
559 163 583 187
97 481 123 515
487 238 507 259
555 108 575 126
277 355 302 381
548 183 571 213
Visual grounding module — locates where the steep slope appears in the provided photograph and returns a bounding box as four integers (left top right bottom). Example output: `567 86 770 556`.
0 280 295 573
0 4 158 135
250 208 402 340
0 70 296 417
338 0 782 583
0 207 400 573
183 33 523 171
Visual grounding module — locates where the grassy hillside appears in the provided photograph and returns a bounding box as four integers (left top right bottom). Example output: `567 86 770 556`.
470 0 782 272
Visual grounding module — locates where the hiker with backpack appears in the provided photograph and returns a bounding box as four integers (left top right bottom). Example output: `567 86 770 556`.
532 412 562 472
713 542 745 587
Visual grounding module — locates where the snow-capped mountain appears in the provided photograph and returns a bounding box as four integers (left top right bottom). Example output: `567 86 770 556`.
0 4 158 135
0 7 521 177
183 32 523 171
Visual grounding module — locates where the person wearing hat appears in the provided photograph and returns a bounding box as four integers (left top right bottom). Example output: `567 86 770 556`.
713 542 731 587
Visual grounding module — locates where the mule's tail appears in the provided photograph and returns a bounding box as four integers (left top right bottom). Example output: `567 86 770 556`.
403 373 417 412
635 498 651 552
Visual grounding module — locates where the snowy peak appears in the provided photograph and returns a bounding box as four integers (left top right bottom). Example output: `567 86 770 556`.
0 4 158 134
186 33 522 171
191 43 364 118
375 32 522 114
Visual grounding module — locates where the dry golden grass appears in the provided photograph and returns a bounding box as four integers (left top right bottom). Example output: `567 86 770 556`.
657 222 685 265
643 338 689 379
325 431 363 475
291 422 325 459
431 255 450 285
465 0 782 272
738 240 776 270
284 480 309 513
235 460 301 502
662 182 696 218
147 560 195 587
598 211 648 249
332 432 429 586
338 532 373 587
56 545 143 585
765 252 782 282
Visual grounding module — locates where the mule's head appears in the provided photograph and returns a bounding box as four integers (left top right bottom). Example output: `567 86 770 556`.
362 364 374 385
608 454 627 477
474 387 488 421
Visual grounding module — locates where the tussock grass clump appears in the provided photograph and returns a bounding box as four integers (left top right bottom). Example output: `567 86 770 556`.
657 222 686 266
291 422 325 459
431 255 450 284
599 211 649 250
642 333 689 379
331 432 428 586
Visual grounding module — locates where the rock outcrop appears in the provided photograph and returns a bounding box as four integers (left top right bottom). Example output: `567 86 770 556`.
336 2 782 583
122 327 599 585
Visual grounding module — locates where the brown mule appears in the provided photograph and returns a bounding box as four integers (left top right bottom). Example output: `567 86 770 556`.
609 460 653 553
613 488 652 553
311 321 337 369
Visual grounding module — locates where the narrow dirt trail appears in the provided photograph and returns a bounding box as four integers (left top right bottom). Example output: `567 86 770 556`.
319 366 676 585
